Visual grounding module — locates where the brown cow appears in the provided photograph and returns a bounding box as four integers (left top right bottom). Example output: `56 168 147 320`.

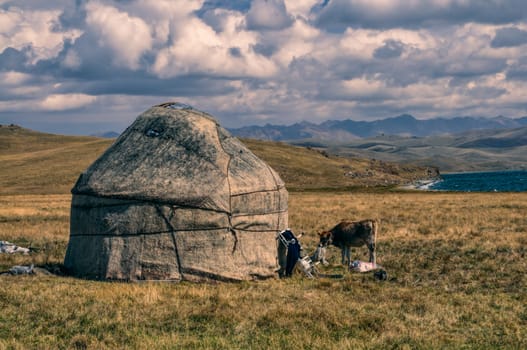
316 219 378 266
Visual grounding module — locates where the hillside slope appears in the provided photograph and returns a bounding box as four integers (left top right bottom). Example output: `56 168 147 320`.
0 125 438 195
241 138 438 191
301 126 527 173
0 125 113 195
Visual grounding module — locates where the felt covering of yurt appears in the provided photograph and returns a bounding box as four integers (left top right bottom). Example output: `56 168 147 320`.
64 102 288 281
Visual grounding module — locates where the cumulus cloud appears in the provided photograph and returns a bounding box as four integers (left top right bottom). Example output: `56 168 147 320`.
151 12 277 78
201 8 242 33
246 0 293 30
0 6 81 63
85 2 152 70
1 0 527 134
283 0 319 18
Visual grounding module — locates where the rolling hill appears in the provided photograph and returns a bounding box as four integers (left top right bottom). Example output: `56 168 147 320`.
311 126 527 173
0 124 438 195
0 124 113 195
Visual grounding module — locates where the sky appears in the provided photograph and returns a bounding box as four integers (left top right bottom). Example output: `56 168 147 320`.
1 0 527 135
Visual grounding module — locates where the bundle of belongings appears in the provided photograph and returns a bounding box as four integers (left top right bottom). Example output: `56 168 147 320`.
0 241 30 254
0 264 35 276
276 229 318 278
350 260 387 280
8 264 34 275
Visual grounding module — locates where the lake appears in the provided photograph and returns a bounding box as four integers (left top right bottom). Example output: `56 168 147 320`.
423 170 527 192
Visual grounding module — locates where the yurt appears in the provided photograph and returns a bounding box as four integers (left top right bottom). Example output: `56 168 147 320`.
64 102 288 281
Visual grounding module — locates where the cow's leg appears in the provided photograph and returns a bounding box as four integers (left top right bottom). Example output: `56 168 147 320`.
368 242 376 264
341 246 350 265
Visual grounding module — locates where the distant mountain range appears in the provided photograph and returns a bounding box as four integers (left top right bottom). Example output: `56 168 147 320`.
90 131 120 138
229 114 527 141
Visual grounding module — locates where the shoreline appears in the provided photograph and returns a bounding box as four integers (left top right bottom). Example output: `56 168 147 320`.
399 178 442 191
399 169 527 192
439 168 527 175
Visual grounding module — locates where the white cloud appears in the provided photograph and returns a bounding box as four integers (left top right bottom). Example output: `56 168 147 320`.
337 27 437 61
341 78 387 98
283 0 319 18
0 6 81 63
271 18 321 66
152 14 277 78
0 7 20 33
40 93 97 111
85 1 152 70
246 0 293 30
0 71 31 85
135 0 204 17
131 0 204 45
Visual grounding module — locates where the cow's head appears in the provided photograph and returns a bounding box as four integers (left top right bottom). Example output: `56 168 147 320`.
317 230 333 247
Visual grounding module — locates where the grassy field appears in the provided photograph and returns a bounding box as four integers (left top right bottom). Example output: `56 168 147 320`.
1 125 525 348
1 192 526 349
0 125 112 195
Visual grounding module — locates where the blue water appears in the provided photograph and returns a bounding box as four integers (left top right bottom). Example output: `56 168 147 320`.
427 170 527 192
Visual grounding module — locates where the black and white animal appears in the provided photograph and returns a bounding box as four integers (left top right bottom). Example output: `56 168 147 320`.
316 219 378 265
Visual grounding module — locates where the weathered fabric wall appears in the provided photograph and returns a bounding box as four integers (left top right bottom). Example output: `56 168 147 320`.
64 103 288 281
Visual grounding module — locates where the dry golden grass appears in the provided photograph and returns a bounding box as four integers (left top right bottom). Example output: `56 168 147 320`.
0 125 112 195
1 192 526 349
0 195 70 270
